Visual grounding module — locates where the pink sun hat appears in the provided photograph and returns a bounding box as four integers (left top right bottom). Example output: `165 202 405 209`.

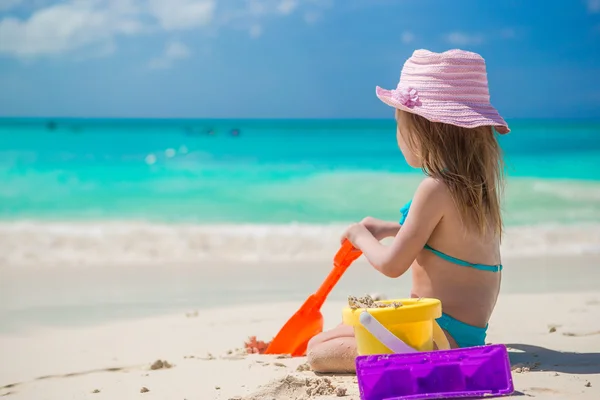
376 49 510 134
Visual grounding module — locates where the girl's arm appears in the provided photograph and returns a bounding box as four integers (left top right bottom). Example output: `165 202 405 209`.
361 217 401 240
346 178 445 278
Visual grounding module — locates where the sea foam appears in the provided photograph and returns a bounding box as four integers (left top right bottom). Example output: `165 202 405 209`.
1 222 599 268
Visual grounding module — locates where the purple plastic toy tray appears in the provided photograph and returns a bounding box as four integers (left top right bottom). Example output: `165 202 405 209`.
355 344 514 400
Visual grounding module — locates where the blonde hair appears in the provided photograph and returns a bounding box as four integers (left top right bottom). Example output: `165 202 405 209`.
397 109 505 239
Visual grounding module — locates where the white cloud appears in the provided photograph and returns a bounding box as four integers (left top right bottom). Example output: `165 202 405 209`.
401 31 414 44
219 0 313 37
445 32 485 46
588 0 600 13
0 0 213 58
0 1 143 58
149 40 191 69
277 0 296 15
0 0 332 59
147 0 214 30
249 24 263 38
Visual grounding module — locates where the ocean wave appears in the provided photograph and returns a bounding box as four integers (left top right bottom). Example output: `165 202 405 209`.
2 165 600 225
1 222 599 268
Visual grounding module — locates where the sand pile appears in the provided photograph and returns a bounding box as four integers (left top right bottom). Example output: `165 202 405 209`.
239 375 348 399
347 294 401 309
149 360 172 370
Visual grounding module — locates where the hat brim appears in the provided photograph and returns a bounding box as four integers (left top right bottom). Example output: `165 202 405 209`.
376 86 510 134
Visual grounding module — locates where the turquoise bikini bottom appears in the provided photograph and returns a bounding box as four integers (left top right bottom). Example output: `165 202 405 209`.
436 313 488 348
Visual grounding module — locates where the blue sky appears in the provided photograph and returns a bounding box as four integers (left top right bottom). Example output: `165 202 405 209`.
0 0 599 119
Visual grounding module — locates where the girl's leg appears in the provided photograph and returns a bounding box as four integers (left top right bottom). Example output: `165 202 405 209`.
306 323 458 374
306 323 357 373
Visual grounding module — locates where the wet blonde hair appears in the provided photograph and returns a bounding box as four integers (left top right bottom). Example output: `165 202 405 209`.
397 109 505 239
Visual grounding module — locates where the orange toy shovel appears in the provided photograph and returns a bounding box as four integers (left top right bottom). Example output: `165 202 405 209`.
264 240 362 356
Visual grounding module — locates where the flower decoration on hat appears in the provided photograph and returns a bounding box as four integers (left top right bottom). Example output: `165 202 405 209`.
392 86 420 108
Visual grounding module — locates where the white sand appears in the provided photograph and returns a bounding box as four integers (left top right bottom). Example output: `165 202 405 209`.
2 247 600 399
1 290 599 399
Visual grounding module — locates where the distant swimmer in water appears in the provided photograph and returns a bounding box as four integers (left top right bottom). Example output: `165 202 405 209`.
231 128 240 136
46 121 57 130
206 128 215 135
183 126 206 136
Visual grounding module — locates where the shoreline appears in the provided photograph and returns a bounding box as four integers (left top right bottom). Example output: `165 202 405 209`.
3 253 600 334
4 253 600 334
1 222 599 269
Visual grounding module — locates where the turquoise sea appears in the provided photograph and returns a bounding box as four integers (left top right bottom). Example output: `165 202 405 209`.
1 118 600 330
1 118 600 226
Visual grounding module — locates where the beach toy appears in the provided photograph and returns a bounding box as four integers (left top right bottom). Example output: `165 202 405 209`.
264 240 362 356
358 311 418 354
355 344 514 400
342 298 450 355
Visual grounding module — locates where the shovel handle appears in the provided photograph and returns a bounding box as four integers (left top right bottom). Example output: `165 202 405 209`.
334 239 363 268
313 240 362 305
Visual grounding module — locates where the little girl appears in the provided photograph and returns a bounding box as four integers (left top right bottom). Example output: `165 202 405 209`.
307 49 510 373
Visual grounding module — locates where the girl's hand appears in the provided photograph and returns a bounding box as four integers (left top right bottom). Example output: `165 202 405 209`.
341 222 373 248
341 217 398 245
360 217 387 240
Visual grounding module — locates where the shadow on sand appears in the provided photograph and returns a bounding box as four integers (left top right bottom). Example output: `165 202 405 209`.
507 343 600 374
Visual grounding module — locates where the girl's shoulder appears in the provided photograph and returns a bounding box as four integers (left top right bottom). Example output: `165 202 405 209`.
406 177 454 222
415 176 452 204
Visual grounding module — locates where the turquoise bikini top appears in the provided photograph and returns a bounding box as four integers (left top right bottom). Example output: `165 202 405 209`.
399 200 503 273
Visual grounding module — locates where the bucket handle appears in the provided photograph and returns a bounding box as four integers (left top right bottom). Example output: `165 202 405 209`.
359 311 417 354
432 318 450 350
359 311 451 353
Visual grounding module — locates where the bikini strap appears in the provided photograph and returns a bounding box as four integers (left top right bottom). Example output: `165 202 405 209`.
424 244 503 272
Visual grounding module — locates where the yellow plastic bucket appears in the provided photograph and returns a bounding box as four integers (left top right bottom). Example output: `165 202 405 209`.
342 298 449 355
